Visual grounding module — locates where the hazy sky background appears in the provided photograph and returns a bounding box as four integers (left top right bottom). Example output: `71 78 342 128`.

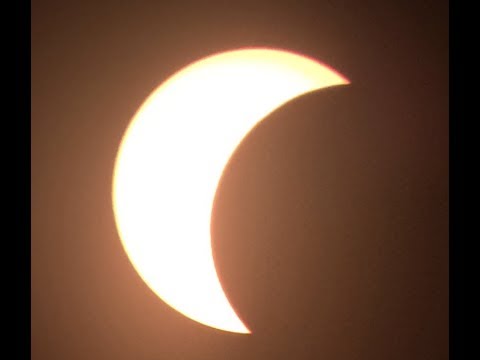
32 1 448 359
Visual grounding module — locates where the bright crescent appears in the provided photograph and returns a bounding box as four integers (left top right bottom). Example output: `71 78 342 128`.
112 48 349 334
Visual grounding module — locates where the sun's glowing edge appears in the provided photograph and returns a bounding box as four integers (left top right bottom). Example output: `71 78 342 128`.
112 47 349 334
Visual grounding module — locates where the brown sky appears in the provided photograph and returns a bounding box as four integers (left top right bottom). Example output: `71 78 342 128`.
32 1 448 359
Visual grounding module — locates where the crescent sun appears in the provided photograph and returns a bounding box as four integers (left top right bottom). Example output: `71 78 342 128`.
112 48 349 334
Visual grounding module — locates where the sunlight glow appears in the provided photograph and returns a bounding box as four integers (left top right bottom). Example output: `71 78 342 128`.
112 48 349 334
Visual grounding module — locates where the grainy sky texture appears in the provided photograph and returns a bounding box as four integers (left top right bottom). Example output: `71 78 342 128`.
32 1 448 359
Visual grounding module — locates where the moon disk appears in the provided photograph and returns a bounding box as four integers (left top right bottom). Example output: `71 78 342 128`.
112 48 349 334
